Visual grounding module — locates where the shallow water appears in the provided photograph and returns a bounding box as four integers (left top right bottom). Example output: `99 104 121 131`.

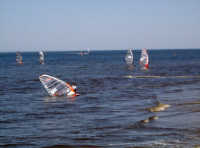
1 50 200 148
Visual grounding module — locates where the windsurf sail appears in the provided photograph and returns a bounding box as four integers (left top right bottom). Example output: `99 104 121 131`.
39 51 44 64
125 49 133 65
140 48 149 69
87 48 90 54
16 52 23 64
39 74 76 96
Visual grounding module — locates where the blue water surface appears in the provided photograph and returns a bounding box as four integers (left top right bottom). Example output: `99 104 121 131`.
1 49 200 148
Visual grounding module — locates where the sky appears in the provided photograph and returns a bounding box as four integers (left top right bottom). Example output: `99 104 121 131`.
0 0 200 51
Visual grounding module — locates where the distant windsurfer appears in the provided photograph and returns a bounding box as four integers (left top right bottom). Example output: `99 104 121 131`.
39 51 44 64
139 48 149 70
16 52 23 64
125 48 133 65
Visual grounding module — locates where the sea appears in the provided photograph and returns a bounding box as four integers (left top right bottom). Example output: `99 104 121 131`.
1 49 200 148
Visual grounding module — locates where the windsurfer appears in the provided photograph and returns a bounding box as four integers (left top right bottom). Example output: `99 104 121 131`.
140 48 149 70
71 85 80 96
16 52 23 64
65 83 79 97
39 51 44 64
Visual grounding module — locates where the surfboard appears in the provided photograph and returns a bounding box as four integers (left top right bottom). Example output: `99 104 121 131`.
39 74 75 96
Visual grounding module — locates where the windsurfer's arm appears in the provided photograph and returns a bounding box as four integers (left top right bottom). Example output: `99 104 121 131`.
65 83 76 95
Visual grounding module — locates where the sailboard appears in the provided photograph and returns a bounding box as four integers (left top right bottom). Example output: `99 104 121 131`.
140 48 149 69
16 52 23 64
39 51 44 64
39 74 76 96
125 49 133 65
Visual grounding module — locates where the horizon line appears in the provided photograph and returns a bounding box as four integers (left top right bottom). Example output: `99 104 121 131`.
0 48 200 53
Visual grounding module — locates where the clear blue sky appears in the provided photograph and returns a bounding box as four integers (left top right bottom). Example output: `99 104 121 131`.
0 0 200 51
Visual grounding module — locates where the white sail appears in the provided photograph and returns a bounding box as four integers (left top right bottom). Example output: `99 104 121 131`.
39 51 44 64
16 52 23 64
125 49 133 65
140 48 149 68
39 74 75 96
87 48 90 54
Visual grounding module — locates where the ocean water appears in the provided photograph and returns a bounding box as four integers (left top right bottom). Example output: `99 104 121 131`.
1 49 200 148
